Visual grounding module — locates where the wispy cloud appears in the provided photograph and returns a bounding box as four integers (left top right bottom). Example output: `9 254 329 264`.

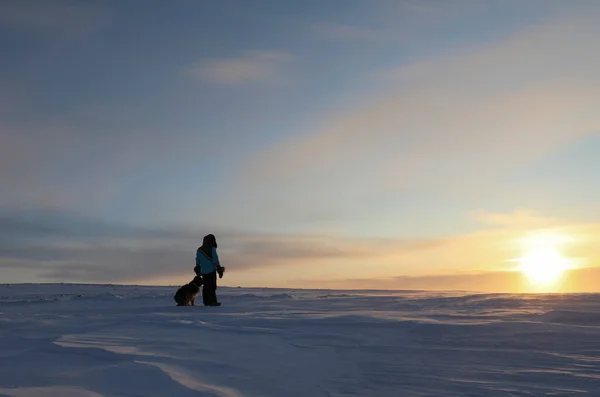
0 81 25 117
0 0 109 37
314 23 387 42
0 209 446 284
471 209 556 229
0 120 131 210
238 8 600 198
288 266 600 293
220 207 600 290
1 208 599 289
313 1 488 43
189 51 293 85
0 102 220 211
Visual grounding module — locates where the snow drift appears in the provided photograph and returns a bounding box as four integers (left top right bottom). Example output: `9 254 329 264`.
0 284 599 396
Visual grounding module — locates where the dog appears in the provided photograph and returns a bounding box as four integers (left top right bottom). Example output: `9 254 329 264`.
174 275 203 306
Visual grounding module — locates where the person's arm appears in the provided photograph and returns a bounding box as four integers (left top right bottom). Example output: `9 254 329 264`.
194 250 201 275
213 247 220 266
213 248 225 278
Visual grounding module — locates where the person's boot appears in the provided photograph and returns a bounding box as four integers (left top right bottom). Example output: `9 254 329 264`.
207 296 221 306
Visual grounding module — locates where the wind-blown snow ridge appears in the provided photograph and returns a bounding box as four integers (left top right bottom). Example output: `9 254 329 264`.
1 284 599 396
136 361 245 397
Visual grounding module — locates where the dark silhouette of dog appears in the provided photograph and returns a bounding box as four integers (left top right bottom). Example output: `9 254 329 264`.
174 276 203 306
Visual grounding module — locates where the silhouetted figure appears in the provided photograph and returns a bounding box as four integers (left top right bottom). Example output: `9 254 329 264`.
195 234 225 306
174 276 203 306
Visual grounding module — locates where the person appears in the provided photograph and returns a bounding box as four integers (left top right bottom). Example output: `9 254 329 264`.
195 234 225 306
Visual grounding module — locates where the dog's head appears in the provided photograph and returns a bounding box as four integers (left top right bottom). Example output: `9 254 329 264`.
184 276 201 294
191 275 203 286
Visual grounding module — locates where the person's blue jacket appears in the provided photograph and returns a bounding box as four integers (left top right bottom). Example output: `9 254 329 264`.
196 247 220 274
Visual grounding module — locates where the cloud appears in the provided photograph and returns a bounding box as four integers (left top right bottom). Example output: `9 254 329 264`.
0 0 108 37
0 120 134 209
288 270 526 292
237 8 600 200
2 208 600 290
223 233 448 275
0 209 449 284
0 209 189 242
189 51 293 85
287 266 600 293
0 100 224 211
313 1 488 43
471 209 555 229
314 23 387 42
0 80 26 117
222 208 600 290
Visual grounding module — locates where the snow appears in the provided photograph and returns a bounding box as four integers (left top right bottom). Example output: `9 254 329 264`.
1 284 599 396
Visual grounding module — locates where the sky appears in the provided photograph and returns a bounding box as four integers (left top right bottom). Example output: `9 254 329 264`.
1 0 600 292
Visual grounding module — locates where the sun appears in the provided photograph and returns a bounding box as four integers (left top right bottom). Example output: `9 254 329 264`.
517 233 572 291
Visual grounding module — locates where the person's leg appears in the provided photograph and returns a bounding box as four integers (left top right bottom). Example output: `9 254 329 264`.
209 271 219 305
213 273 220 305
202 272 216 306
202 274 210 305
205 271 220 306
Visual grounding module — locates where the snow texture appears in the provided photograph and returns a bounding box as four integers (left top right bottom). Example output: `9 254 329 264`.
1 284 599 396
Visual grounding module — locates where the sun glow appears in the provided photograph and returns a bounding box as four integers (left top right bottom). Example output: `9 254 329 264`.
517 232 573 291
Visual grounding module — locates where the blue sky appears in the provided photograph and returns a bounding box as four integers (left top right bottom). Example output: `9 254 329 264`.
1 0 600 291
